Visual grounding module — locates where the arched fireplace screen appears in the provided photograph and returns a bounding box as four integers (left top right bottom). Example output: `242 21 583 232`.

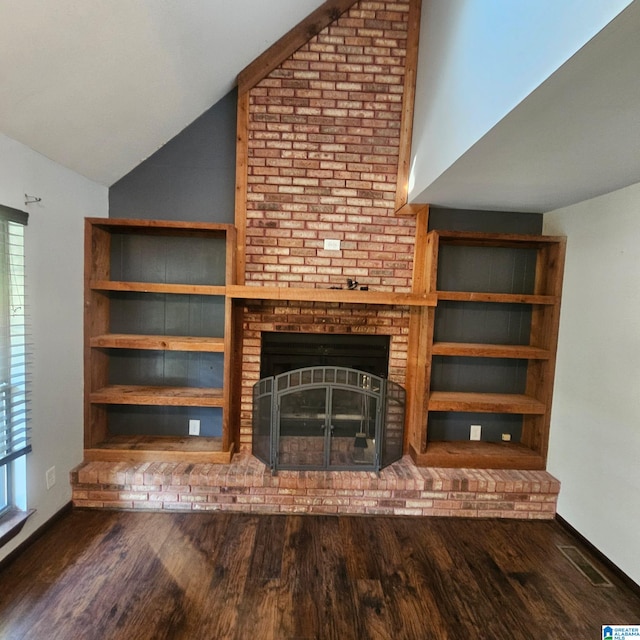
253 367 405 473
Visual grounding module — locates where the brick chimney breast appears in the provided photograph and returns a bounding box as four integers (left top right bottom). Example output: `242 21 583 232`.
239 1 416 449
246 0 415 292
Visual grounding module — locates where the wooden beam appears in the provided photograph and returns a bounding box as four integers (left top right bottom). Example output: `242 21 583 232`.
403 205 430 453
394 0 423 212
228 299 245 451
223 227 238 452
234 91 249 285
237 0 359 94
410 205 429 295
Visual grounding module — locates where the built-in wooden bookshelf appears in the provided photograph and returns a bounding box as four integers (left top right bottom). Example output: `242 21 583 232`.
84 218 237 463
84 221 564 470
410 230 566 469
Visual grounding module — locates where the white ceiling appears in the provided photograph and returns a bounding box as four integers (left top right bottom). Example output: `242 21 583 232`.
0 0 324 186
412 0 640 212
1 0 639 212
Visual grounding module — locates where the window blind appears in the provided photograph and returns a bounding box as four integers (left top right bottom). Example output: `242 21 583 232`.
0 205 30 467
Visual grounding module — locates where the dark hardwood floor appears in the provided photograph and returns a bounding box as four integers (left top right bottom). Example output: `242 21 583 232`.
0 510 638 639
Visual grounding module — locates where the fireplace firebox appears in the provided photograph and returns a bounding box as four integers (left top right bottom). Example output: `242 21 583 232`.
252 366 405 473
260 332 390 379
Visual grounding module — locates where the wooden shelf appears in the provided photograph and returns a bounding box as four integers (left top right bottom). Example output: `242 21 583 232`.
432 342 551 359
90 280 226 296
433 230 566 249
410 441 545 470
428 391 546 414
86 217 232 237
84 435 233 464
227 285 436 307
90 385 224 407
437 291 557 305
90 334 225 352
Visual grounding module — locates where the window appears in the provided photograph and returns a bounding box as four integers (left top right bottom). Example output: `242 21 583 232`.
0 205 30 518
0 465 7 512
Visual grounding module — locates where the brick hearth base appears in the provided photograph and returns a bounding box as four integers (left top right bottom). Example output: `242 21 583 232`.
71 453 559 519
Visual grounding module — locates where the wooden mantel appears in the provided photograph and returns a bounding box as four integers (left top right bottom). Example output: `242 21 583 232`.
227 285 436 307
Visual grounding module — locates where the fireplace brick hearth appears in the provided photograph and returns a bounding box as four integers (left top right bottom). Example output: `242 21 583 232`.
71 454 560 519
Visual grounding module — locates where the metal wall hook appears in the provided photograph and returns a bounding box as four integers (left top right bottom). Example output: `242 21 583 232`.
24 194 42 205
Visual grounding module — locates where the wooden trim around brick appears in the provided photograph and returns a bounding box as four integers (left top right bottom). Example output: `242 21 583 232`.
234 91 249 285
394 0 423 212
237 0 359 94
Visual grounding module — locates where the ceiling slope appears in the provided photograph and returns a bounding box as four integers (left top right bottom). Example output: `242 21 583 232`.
411 0 640 212
0 0 325 186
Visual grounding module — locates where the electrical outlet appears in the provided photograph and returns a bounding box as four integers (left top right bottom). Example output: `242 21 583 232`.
501 433 512 442
46 466 56 490
189 419 201 436
470 424 482 441
323 238 341 251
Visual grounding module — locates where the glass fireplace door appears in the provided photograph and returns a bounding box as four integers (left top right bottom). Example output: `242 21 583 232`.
277 385 328 468
328 387 378 468
277 384 380 470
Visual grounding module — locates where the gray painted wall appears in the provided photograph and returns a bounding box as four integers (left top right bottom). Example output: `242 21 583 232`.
109 89 236 223
428 207 541 234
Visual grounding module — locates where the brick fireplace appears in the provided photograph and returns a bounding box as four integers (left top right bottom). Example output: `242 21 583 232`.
239 302 410 450
72 0 560 518
237 0 416 451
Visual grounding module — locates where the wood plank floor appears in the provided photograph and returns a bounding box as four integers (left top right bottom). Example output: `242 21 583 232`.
0 510 638 639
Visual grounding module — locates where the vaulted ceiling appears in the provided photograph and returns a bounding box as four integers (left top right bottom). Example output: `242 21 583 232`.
0 0 326 186
1 0 639 213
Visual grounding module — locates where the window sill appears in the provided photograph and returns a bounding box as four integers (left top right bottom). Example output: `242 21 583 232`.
0 508 36 548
